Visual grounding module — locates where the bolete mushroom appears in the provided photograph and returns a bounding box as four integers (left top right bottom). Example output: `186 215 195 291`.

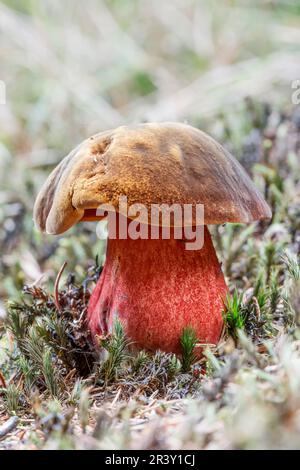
34 123 271 354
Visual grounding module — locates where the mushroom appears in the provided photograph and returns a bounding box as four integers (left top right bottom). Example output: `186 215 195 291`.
34 123 271 354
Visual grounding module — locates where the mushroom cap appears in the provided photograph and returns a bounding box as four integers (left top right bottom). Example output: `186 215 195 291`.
33 122 271 235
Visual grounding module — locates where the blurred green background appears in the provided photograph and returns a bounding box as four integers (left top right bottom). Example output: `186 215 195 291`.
1 0 300 314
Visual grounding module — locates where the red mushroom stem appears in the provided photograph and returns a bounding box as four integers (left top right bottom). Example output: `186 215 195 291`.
87 215 228 354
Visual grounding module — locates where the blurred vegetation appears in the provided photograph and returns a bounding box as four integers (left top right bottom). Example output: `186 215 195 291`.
0 0 300 450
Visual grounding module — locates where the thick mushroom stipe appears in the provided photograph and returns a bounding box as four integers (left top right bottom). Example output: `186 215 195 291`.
87 220 227 354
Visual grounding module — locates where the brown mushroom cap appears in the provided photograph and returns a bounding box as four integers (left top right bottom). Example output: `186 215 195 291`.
33 122 271 235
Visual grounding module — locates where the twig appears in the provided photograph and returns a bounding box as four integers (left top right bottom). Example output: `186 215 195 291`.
64 368 76 382
54 261 67 312
0 416 19 439
111 387 122 407
253 297 261 321
0 370 6 389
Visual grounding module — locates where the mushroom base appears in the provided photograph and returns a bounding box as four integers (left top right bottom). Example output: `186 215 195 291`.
87 226 227 355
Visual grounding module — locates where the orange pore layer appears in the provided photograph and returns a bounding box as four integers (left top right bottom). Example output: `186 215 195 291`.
87 225 227 354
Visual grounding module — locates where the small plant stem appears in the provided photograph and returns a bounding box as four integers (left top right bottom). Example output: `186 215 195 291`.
54 261 67 311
